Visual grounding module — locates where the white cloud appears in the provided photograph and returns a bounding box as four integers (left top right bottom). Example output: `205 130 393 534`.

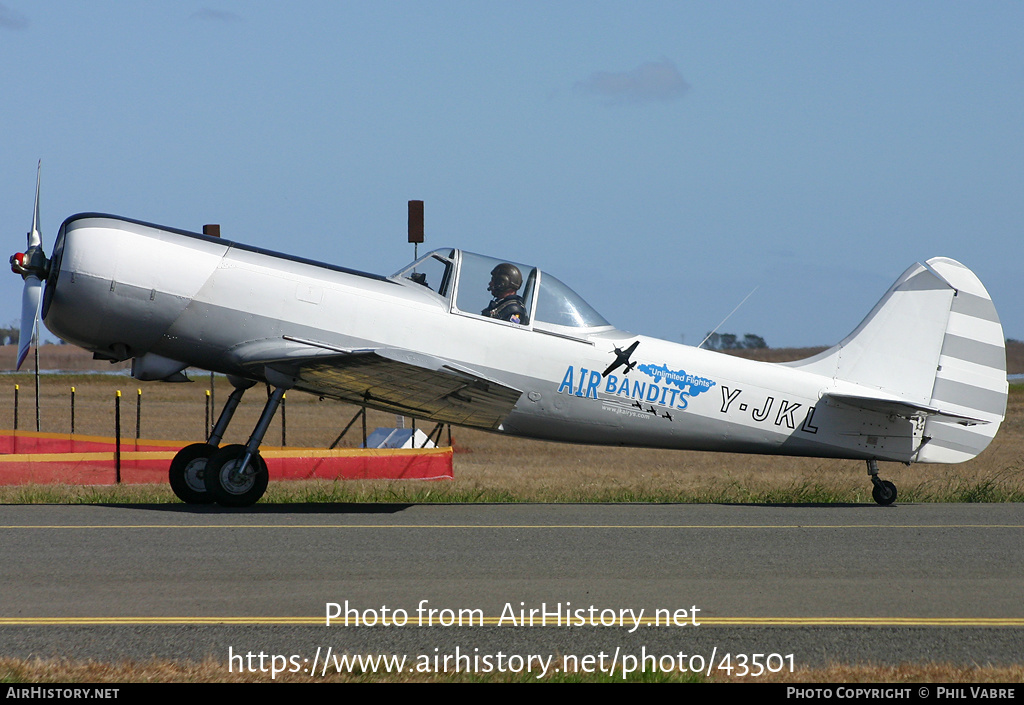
189 9 243 23
0 3 29 30
576 58 690 105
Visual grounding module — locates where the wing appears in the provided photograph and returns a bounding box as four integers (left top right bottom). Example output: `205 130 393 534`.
230 336 523 430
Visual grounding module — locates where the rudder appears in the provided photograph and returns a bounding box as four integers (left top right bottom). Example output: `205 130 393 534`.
918 257 1006 462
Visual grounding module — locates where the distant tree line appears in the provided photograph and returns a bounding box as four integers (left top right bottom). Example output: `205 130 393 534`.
703 332 768 351
0 325 18 346
0 322 68 346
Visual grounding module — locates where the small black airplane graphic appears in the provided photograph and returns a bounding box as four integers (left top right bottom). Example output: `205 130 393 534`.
602 340 640 377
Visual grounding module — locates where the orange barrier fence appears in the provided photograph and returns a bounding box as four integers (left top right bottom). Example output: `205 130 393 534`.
0 430 453 485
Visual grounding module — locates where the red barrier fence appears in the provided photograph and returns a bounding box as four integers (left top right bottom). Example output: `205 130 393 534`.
0 430 453 485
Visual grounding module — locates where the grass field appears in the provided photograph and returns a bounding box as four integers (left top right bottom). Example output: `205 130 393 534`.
1 657 1022 684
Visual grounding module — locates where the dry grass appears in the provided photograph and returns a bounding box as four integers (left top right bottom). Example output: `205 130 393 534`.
1 656 1021 683
0 344 131 373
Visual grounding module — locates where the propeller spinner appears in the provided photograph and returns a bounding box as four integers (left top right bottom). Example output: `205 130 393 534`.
10 161 50 370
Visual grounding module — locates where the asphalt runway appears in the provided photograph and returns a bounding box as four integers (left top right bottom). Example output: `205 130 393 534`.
1 502 1022 673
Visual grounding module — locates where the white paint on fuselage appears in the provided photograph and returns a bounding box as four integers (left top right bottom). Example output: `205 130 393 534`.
43 215 923 461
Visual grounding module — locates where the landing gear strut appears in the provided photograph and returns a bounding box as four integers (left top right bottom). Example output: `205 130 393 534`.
169 377 284 507
169 384 250 504
866 459 897 506
203 387 285 507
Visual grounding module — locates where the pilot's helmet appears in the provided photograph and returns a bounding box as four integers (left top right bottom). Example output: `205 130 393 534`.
488 263 523 293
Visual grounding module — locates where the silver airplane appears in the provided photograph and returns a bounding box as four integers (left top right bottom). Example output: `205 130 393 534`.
11 166 1007 506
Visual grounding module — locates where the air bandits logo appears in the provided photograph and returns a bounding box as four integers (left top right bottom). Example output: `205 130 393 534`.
556 361 716 412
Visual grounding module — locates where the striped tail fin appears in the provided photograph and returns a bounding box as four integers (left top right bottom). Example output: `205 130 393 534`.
918 257 1006 462
788 257 1006 463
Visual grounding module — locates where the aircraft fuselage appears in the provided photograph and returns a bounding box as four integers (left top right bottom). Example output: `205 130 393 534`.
41 214 1000 466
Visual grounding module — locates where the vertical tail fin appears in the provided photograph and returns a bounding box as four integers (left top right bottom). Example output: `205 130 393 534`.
789 257 1006 462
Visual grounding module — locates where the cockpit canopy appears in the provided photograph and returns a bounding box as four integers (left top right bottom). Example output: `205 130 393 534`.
393 249 611 330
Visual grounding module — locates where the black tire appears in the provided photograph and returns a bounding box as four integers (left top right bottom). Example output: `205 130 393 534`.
872 480 897 506
168 443 218 504
203 444 269 507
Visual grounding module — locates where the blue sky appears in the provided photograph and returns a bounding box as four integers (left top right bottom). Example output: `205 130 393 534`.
2 2 1022 349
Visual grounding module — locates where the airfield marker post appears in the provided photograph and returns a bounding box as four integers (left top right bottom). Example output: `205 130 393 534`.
114 390 121 483
13 384 18 431
205 390 210 437
281 392 286 446
209 371 215 434
136 388 142 440
33 336 39 432
70 386 75 434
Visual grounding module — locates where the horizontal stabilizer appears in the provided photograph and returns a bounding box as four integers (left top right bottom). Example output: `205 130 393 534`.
823 393 990 427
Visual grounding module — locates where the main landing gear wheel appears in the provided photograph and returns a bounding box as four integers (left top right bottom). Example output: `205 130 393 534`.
203 443 269 507
169 443 218 504
871 479 897 507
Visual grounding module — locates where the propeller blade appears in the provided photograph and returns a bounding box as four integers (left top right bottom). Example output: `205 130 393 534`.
28 160 42 249
16 275 41 370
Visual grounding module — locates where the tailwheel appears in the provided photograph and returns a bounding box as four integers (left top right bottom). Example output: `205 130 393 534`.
169 443 218 504
871 478 897 506
866 459 897 506
203 443 269 507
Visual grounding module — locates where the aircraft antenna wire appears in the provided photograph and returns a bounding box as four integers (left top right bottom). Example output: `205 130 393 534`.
697 285 759 349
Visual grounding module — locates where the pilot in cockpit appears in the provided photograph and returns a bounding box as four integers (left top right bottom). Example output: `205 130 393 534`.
482 263 527 324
